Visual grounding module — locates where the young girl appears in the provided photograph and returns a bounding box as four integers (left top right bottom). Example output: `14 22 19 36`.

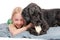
8 7 33 36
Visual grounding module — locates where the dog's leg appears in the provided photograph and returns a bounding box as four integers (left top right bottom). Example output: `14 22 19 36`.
40 20 49 35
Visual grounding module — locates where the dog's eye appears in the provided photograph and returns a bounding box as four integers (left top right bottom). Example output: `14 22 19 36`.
37 21 39 23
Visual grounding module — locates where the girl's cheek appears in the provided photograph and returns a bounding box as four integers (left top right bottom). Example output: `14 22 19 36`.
23 20 26 25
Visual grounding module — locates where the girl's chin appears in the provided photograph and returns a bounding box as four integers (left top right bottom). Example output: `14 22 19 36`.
15 25 23 29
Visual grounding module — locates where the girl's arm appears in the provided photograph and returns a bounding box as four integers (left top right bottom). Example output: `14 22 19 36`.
9 23 33 36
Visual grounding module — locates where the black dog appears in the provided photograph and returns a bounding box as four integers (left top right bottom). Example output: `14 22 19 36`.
22 3 60 36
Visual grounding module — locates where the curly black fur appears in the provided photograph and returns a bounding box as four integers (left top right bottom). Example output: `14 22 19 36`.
22 3 60 36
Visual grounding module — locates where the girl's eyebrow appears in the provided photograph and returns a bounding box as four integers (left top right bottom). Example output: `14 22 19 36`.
15 19 19 21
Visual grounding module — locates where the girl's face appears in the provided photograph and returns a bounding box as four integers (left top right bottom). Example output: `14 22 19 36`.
12 13 24 28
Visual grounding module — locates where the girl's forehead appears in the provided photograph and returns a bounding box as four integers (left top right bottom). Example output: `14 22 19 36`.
13 13 23 18
14 13 21 16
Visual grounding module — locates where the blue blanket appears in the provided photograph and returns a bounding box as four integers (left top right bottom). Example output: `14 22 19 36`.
0 23 60 40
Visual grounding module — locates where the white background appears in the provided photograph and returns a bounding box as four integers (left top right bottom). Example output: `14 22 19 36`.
0 0 60 24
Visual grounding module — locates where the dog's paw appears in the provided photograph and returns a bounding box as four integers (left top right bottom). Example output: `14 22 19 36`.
40 31 47 35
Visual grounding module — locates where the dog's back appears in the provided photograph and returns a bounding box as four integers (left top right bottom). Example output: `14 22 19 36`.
42 9 60 27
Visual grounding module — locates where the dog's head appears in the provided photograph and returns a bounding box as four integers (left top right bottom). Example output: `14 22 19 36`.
22 3 43 26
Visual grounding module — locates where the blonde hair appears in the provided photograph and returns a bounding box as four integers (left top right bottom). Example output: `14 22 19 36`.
11 7 22 19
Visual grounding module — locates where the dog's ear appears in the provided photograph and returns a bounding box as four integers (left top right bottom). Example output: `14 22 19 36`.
22 9 31 25
37 11 43 20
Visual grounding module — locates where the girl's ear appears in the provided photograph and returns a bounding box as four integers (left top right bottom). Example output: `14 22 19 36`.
7 19 13 25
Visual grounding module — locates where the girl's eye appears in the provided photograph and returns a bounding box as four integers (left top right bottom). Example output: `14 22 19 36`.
15 19 19 21
15 18 24 21
20 19 24 21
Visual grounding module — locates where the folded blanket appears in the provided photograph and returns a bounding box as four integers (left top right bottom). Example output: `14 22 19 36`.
0 23 60 40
